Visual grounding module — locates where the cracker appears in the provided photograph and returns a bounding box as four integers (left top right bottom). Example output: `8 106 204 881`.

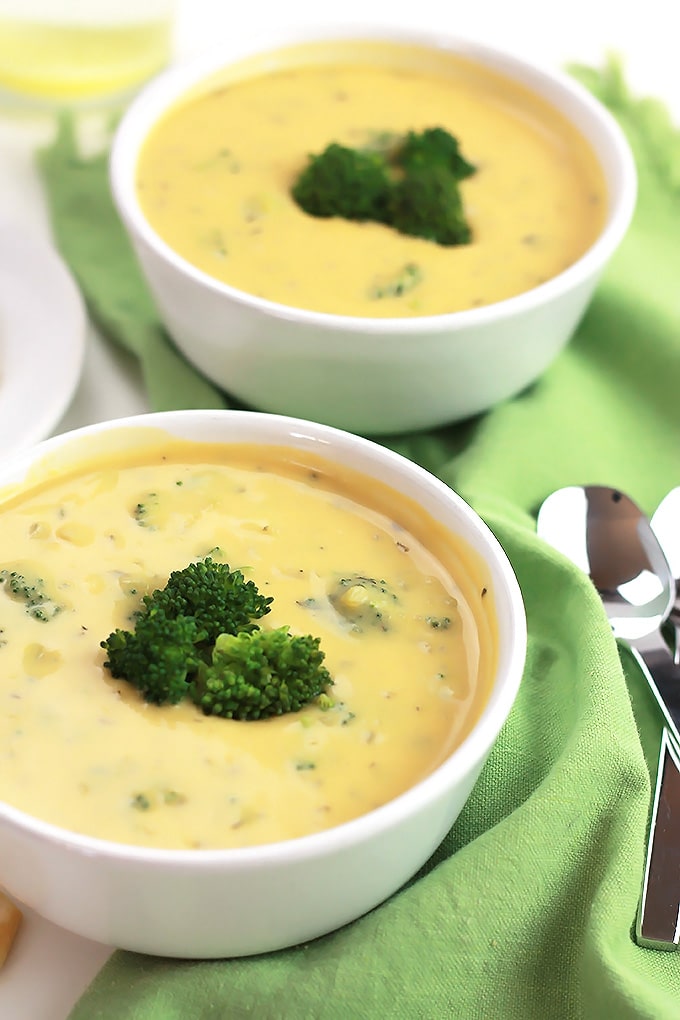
0 891 22 968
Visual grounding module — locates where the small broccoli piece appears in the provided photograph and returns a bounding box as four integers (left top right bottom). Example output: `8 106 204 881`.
0 569 62 621
329 575 398 633
190 627 333 720
394 127 476 181
291 142 392 222
132 492 160 529
369 262 423 300
102 608 207 705
131 793 152 811
389 165 472 247
426 616 452 630
144 557 272 643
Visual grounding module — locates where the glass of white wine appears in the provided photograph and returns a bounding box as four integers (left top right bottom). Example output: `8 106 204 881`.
0 0 176 106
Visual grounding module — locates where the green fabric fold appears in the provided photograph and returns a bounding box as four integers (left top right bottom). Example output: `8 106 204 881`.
37 116 229 413
35 61 680 1019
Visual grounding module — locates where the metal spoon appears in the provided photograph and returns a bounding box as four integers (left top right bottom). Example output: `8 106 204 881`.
537 484 680 951
652 486 680 665
537 485 680 744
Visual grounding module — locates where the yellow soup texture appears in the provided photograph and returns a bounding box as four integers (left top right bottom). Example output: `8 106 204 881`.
136 40 607 318
0 436 496 850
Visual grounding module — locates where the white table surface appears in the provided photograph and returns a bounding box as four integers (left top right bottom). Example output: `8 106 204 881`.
0 1 677 1016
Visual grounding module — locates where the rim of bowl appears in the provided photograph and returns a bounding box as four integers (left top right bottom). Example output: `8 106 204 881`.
0 409 526 868
110 21 638 337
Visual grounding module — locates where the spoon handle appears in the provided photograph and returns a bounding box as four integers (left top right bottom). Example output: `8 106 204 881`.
629 631 680 750
625 634 680 949
636 729 680 950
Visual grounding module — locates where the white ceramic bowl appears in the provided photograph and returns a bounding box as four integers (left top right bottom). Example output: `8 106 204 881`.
110 25 636 436
0 410 524 957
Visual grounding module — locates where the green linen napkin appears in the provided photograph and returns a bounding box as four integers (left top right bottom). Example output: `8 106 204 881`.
36 62 680 1019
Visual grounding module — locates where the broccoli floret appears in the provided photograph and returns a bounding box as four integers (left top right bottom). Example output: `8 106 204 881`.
143 557 272 642
102 608 207 705
291 142 392 222
190 626 333 720
100 559 332 719
394 127 476 180
0 568 62 621
369 262 423 300
329 575 398 633
291 127 475 248
389 165 472 247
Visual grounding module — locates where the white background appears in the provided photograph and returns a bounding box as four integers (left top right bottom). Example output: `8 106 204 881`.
0 1 677 1016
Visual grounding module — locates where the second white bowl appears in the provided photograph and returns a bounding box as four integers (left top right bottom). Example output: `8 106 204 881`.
110 26 636 434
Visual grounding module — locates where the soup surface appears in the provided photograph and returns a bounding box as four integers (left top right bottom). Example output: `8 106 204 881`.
0 435 496 849
136 40 606 317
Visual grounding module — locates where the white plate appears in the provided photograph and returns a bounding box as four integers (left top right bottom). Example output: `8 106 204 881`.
0 222 86 461
1 906 112 1020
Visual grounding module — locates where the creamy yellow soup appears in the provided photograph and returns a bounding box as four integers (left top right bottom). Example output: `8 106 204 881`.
0 435 496 850
136 40 607 318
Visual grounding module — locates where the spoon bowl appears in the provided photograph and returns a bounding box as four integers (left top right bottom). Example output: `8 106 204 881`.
536 484 680 743
537 485 674 642
651 486 680 662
